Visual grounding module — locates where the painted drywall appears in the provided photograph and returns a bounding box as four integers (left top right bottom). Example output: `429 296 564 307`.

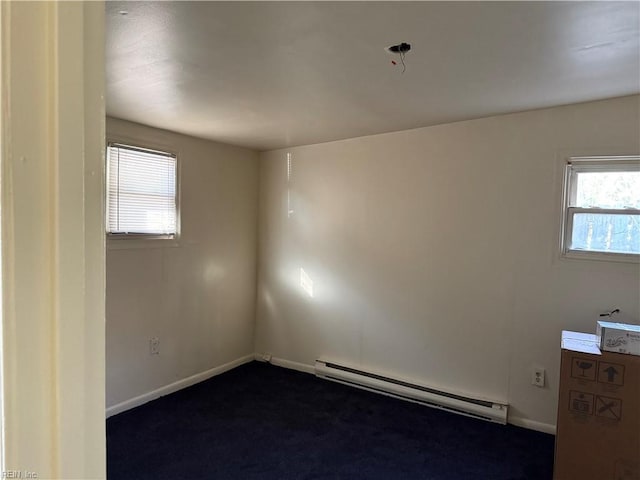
106 117 259 409
2 2 106 478
255 95 640 431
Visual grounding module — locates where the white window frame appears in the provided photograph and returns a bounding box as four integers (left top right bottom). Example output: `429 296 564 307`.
561 155 640 262
106 141 181 245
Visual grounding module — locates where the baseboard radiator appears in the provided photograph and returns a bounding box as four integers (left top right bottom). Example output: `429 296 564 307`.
315 360 508 424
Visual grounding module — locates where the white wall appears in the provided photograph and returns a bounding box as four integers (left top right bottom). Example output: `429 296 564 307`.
255 95 640 431
106 117 258 409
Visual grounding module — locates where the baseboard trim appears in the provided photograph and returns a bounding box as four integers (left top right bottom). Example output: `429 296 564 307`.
254 354 315 374
115 353 557 434
509 416 556 435
256 355 556 435
106 353 255 418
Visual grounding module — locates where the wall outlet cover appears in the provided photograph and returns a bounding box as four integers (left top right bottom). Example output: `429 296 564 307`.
150 337 160 355
532 366 545 387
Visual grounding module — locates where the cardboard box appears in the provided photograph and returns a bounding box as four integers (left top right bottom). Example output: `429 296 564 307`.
597 321 640 356
554 331 640 480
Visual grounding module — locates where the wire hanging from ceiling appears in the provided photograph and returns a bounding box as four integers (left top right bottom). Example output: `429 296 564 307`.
387 42 411 74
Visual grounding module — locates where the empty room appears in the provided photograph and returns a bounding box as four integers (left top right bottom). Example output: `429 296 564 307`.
1 1 639 479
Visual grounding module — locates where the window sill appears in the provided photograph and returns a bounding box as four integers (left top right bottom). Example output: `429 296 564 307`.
107 235 180 250
562 249 640 264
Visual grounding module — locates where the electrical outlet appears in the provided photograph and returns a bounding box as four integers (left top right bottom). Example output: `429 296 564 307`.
532 366 545 387
262 353 272 362
150 337 160 355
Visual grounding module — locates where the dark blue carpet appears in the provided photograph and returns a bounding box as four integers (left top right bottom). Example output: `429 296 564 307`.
107 362 554 479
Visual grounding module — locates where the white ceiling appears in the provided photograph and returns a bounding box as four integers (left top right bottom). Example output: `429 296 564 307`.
106 1 640 151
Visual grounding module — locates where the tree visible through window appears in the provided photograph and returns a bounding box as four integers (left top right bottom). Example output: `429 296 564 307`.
107 143 178 237
562 157 640 258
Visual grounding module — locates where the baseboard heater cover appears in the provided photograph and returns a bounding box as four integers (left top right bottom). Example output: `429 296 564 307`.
315 360 508 424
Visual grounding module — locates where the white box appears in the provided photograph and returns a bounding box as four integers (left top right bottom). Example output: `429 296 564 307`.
561 331 601 355
597 321 640 356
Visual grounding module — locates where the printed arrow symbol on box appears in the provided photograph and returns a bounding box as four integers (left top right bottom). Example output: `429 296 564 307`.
603 366 619 382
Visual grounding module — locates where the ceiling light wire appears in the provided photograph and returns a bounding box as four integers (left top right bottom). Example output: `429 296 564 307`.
387 42 411 74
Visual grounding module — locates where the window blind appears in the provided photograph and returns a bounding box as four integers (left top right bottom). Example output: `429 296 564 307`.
107 144 177 235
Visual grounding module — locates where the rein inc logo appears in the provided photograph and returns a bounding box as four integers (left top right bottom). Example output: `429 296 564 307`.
2 472 37 479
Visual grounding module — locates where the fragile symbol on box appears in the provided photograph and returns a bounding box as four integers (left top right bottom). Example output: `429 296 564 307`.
569 390 594 415
595 395 622 420
571 357 597 381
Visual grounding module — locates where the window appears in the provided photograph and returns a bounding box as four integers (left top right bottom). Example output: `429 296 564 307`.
107 143 178 238
561 156 640 260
